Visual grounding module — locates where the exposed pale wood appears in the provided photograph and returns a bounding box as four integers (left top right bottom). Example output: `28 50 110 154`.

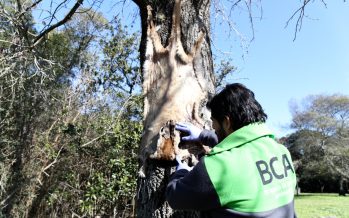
136 0 214 217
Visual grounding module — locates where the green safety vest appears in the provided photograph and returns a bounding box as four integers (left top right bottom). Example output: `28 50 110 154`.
205 123 297 213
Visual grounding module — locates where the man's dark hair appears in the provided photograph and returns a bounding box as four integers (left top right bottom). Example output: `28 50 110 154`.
207 83 267 131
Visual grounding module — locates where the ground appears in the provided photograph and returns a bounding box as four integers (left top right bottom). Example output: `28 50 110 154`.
294 193 349 218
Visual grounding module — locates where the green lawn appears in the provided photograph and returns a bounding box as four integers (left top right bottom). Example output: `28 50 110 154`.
294 193 349 218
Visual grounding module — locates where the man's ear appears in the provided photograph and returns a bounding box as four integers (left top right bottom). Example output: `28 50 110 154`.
222 116 233 134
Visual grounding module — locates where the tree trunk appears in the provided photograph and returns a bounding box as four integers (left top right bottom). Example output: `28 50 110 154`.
134 0 215 217
339 176 347 196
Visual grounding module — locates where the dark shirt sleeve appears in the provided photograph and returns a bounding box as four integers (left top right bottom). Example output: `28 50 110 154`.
199 129 218 147
165 158 221 210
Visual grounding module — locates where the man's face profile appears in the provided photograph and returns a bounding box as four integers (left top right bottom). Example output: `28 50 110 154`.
211 117 227 143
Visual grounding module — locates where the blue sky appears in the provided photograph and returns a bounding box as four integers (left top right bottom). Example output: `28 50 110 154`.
211 1 349 137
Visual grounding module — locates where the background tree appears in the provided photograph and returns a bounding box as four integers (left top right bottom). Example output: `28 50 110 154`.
0 0 79 214
286 94 349 193
0 0 143 216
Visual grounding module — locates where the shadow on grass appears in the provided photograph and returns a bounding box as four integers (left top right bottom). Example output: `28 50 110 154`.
294 193 346 199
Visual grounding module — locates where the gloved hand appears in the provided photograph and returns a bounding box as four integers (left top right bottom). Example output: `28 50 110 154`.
175 122 202 142
175 155 193 171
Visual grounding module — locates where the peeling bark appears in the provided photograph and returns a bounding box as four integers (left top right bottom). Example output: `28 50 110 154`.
136 0 214 217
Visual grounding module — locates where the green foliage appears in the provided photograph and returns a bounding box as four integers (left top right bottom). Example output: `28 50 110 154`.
0 4 70 216
79 120 141 216
0 3 142 217
214 59 237 89
287 94 349 192
100 18 141 95
290 94 349 136
39 116 142 216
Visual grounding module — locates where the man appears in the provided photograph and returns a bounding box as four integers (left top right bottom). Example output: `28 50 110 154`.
166 83 297 217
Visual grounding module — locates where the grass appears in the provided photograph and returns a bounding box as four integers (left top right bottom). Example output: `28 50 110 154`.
294 193 349 218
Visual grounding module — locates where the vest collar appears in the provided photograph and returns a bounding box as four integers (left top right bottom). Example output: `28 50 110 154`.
208 123 274 155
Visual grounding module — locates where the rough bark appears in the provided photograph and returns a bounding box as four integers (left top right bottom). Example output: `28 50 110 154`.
135 0 214 217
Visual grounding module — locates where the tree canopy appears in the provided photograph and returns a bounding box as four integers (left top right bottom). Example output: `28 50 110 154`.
286 94 349 192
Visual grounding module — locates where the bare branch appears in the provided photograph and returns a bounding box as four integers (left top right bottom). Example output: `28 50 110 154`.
211 0 262 57
16 0 22 12
231 0 243 8
32 0 84 47
0 39 21 47
44 0 69 32
41 145 64 175
80 132 109 148
285 0 312 41
18 0 44 18
320 0 328 8
244 0 255 41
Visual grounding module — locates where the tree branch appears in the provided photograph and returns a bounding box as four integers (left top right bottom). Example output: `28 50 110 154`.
16 0 22 12
18 0 44 18
32 0 84 47
44 0 69 33
285 0 312 41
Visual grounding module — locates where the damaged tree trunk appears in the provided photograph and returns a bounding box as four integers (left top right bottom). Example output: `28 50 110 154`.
134 0 215 217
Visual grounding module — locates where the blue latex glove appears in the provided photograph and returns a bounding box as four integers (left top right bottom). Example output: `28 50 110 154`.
175 122 202 142
175 155 193 171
